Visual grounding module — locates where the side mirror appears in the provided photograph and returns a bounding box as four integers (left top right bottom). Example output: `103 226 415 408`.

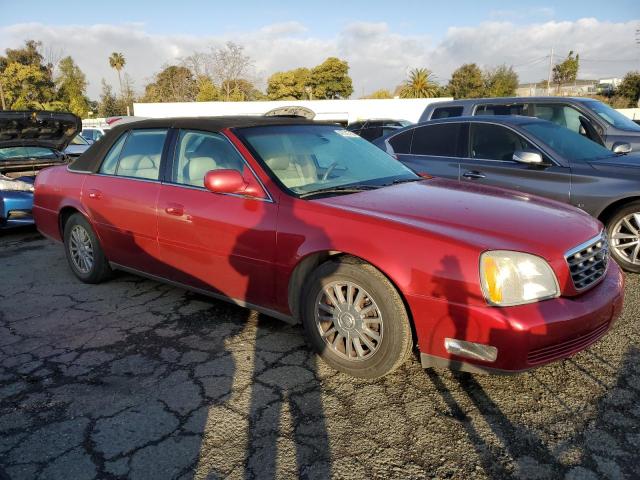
204 169 248 195
612 142 632 154
513 149 543 165
86 139 95 145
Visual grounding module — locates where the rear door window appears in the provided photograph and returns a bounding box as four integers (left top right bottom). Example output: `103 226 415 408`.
411 123 461 157
114 129 168 180
431 106 463 119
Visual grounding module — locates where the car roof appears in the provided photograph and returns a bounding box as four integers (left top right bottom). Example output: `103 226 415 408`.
427 96 594 108
69 115 325 173
109 115 319 133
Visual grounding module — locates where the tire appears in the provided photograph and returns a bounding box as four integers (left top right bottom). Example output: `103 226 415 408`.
301 258 413 379
606 201 640 274
63 213 112 283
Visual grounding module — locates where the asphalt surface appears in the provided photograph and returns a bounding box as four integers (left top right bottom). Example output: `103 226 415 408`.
1 228 639 480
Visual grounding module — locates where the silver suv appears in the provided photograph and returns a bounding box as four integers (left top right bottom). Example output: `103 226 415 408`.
419 97 640 153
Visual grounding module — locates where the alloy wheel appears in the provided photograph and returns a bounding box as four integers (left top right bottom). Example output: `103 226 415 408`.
314 281 383 361
611 212 640 265
69 224 94 274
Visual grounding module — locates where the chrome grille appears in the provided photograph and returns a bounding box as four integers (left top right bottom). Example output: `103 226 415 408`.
565 233 609 291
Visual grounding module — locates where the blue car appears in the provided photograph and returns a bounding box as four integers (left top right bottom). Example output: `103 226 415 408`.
0 111 80 228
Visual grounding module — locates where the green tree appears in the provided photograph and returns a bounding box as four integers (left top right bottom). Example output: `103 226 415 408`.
363 88 393 99
109 52 126 96
552 51 579 89
309 57 353 99
616 71 640 107
221 78 263 101
483 65 518 97
56 56 89 117
0 40 57 110
399 68 440 98
97 80 120 117
142 65 197 103
267 67 311 100
447 63 485 99
195 76 219 101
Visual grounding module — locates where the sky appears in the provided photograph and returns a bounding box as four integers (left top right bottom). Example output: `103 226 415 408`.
0 0 638 99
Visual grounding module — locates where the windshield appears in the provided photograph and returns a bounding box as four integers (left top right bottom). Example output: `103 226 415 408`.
0 146 57 161
584 100 640 132
522 122 614 161
239 124 417 196
71 134 89 145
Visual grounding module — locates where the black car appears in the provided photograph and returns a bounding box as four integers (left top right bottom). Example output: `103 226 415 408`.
347 119 411 142
375 115 640 272
419 97 640 153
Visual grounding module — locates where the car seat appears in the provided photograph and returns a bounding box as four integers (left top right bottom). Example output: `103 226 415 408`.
265 155 318 188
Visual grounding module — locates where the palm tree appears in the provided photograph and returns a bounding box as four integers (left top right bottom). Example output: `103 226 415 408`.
399 68 440 98
108 52 126 96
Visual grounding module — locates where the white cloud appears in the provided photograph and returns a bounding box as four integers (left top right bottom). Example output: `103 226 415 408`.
0 18 637 100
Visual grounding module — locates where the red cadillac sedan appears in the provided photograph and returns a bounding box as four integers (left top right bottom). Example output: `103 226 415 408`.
33 117 624 378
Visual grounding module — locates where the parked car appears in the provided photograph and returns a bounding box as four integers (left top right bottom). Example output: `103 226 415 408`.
375 115 640 272
80 126 108 143
347 119 412 142
64 134 92 157
1 111 79 228
419 97 640 152
34 116 623 378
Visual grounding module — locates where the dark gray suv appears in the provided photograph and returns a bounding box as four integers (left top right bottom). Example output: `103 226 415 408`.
375 115 640 272
419 97 640 153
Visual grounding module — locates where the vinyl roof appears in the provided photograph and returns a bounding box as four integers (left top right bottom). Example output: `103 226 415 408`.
69 115 323 173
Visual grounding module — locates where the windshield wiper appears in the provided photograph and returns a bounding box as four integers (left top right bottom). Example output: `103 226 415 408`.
384 177 423 186
299 184 380 199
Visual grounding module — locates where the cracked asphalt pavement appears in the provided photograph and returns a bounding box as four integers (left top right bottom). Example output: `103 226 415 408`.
1 228 639 480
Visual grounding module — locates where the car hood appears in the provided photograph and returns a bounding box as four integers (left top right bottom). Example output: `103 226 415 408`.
317 178 601 257
0 111 81 151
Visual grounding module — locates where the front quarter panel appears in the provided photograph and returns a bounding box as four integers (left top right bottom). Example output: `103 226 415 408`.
570 160 640 217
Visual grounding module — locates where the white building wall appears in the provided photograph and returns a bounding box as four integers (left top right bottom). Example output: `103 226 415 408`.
132 98 452 124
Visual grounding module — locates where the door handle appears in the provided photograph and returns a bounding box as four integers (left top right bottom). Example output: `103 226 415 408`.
87 189 102 199
165 203 184 216
463 171 486 179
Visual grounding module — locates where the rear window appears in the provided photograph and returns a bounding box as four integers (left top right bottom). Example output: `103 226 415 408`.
431 106 463 119
411 123 461 157
387 129 413 154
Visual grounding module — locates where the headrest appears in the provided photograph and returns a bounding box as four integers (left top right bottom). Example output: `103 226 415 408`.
265 156 290 171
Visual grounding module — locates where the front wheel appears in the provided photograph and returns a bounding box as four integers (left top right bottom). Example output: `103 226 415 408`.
63 213 112 283
607 201 640 273
301 258 413 379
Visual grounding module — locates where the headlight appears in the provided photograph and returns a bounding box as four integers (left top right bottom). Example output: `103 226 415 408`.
0 177 34 192
480 251 559 306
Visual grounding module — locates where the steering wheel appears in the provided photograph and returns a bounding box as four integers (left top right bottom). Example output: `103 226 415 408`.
322 161 339 181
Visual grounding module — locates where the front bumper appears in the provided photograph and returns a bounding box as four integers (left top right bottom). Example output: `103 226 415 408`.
407 263 624 373
0 191 34 228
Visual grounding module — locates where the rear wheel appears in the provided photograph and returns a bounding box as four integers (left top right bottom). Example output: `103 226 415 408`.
63 213 112 283
607 201 640 273
301 258 413 379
